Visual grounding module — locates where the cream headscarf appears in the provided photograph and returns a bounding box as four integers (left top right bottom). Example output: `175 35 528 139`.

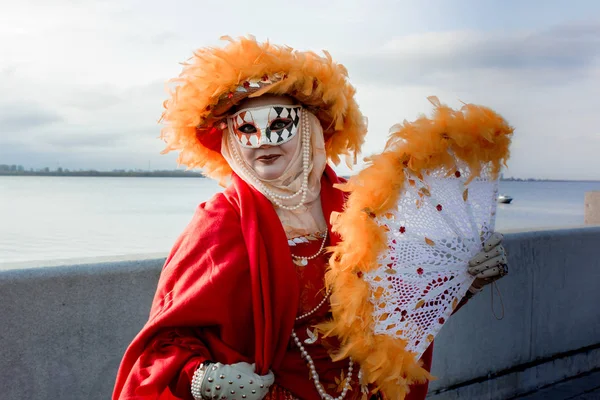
221 110 328 239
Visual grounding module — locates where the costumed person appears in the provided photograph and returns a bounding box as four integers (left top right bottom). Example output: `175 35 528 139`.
113 36 509 400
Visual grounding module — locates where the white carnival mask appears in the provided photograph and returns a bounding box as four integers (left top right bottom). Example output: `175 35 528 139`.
227 104 302 148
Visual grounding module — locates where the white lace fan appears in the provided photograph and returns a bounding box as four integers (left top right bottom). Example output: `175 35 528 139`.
364 160 499 358
323 97 513 399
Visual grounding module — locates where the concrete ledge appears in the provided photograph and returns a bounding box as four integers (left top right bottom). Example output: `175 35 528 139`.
428 226 600 393
0 257 164 399
427 345 600 399
515 369 600 400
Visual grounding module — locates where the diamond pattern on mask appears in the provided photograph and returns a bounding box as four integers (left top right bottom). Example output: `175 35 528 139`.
266 106 301 144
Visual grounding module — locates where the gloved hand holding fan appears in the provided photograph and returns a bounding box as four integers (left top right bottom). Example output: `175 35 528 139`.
319 97 514 399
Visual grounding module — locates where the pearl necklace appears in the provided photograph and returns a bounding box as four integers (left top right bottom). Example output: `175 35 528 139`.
295 286 332 322
291 232 331 318
291 252 353 400
291 331 354 400
290 231 328 266
228 110 311 211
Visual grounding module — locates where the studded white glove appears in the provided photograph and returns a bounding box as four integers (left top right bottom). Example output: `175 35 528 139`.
467 232 508 293
191 361 274 400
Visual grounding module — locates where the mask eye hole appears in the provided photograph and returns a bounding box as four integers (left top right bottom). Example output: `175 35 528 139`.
269 118 292 131
238 124 257 134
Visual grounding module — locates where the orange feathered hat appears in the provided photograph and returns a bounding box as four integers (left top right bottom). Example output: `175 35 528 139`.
159 35 367 180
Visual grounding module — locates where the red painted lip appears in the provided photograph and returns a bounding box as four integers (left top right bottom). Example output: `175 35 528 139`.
257 154 280 161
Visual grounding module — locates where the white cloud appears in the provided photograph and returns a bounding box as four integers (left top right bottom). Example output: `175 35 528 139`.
1 1 599 179
343 21 600 84
338 21 600 180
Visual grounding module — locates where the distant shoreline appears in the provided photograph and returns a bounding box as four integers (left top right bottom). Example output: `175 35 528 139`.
0 171 598 183
0 171 206 178
500 178 600 183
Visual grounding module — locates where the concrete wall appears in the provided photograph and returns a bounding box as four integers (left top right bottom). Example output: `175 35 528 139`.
1 227 599 400
428 227 600 399
0 257 163 400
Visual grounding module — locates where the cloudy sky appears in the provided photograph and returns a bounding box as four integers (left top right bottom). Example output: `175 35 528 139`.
1 0 599 179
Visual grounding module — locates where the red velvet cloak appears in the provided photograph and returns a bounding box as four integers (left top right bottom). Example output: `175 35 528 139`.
113 166 346 399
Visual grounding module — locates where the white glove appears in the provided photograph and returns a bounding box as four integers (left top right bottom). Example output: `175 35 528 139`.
467 232 508 293
191 361 274 400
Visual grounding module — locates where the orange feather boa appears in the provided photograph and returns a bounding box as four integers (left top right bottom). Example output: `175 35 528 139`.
318 97 514 399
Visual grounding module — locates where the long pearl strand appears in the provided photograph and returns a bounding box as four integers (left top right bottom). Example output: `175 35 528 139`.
295 283 332 321
228 110 311 210
291 244 353 400
291 231 328 264
292 231 331 319
291 331 354 400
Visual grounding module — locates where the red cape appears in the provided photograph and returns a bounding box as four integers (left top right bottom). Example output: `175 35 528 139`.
113 166 347 399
